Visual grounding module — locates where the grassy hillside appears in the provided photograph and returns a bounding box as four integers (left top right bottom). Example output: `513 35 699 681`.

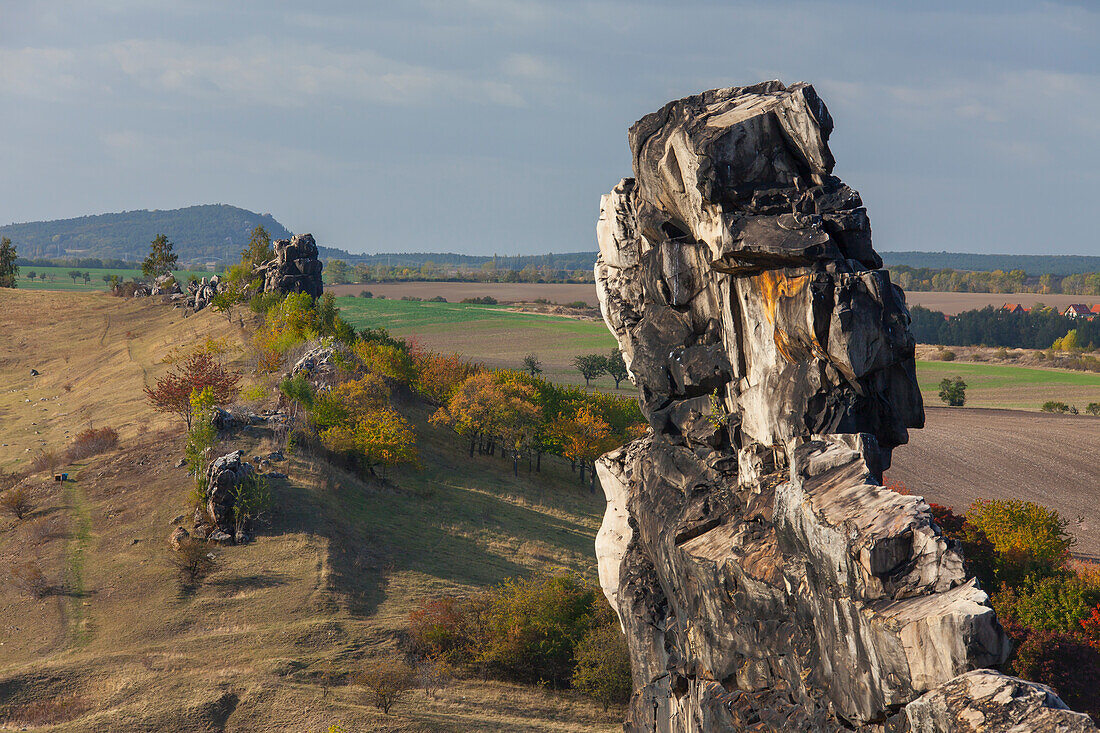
0 290 618 731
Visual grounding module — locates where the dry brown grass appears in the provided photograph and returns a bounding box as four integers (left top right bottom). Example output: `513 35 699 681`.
64 426 119 461
0 289 621 731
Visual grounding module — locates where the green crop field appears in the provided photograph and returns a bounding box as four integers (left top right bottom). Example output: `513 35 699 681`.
13 265 218 291
337 297 1100 409
336 296 618 386
915 360 1100 411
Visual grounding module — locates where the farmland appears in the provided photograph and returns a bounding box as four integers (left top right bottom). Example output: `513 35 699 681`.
13 265 217 291
915 360 1100 411
336 296 617 387
890 406 1100 558
335 296 1100 408
331 282 1098 315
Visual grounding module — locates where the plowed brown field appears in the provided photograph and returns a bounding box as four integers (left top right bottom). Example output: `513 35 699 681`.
889 406 1100 558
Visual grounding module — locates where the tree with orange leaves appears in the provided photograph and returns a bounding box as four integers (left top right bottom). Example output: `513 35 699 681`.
494 372 542 476
550 404 616 492
430 372 542 473
144 352 241 428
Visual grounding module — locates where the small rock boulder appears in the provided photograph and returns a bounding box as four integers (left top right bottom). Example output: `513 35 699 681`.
169 526 190 551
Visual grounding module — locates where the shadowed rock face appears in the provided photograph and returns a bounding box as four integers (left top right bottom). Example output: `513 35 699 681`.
255 233 324 298
594 81 1094 731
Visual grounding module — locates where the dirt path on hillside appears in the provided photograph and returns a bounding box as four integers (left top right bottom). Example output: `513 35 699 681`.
889 406 1100 557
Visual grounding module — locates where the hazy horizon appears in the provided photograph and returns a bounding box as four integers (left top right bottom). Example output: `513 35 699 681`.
3 1 1098 257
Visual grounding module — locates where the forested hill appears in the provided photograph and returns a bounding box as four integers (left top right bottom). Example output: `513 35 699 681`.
881 251 1100 276
0 205 292 265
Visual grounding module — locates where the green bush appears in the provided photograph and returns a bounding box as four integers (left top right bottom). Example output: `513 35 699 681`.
572 623 632 710
478 572 602 686
938 376 966 406
1088 402 1100 416
966 499 1073 586
1041 401 1071 413
939 349 956 361
994 574 1100 634
408 572 621 694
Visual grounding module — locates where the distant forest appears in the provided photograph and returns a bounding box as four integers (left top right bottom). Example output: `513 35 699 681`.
0 205 291 264
910 305 1100 350
881 251 1100 276
4 205 1098 283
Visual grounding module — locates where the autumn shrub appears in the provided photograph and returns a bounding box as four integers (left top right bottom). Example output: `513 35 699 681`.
352 340 417 385
415 657 453 698
170 537 215 584
30 450 60 473
239 383 269 403
184 387 218 499
65 426 119 461
354 660 416 714
1005 625 1100 721
966 499 1074 586
993 574 1100 634
1 487 33 520
145 352 241 428
1081 605 1100 650
412 349 480 405
9 561 53 598
408 596 475 664
477 572 604 687
928 503 997 589
408 573 627 704
572 621 632 710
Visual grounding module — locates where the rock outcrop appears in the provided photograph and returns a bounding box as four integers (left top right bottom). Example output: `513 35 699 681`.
254 233 324 298
186 275 221 311
197 449 256 544
594 81 1094 731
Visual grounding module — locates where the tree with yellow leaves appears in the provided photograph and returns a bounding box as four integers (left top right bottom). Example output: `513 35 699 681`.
550 405 616 492
314 373 416 479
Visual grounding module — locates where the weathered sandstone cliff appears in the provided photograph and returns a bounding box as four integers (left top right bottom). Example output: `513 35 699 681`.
594 81 1095 732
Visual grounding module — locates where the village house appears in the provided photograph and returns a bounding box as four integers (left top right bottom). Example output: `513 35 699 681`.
1063 304 1096 319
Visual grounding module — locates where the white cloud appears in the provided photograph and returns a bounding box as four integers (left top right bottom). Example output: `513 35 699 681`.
0 47 83 101
1 38 530 109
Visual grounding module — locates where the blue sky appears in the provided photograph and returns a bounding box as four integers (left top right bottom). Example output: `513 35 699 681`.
1 1 1097 256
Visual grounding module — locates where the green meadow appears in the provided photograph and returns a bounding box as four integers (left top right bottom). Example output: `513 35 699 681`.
14 265 218 291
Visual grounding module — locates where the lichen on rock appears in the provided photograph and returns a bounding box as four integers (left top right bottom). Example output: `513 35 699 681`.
593 81 1094 731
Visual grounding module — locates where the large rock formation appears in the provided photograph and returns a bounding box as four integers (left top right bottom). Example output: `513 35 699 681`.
594 81 1094 731
254 233 324 298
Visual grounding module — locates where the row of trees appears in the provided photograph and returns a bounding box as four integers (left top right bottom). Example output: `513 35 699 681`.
910 305 1100 350
891 266 1100 296
0 237 17 288
325 259 595 285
